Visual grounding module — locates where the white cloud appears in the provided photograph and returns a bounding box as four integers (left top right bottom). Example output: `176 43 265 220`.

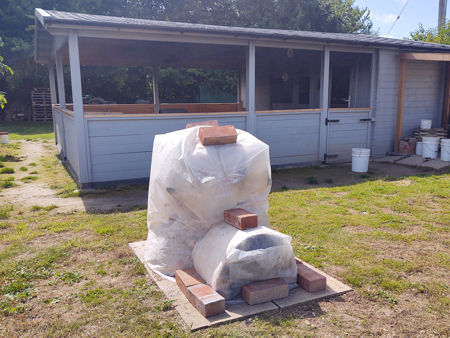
395 0 408 5
373 13 398 25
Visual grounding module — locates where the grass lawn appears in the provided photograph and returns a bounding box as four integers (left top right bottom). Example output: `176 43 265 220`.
0 123 449 336
0 122 54 141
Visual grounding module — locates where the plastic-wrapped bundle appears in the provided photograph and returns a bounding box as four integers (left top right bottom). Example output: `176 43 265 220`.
192 223 297 299
145 127 271 276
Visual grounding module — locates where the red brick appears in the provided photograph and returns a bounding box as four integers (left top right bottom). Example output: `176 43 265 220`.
224 208 258 230
198 125 237 146
175 268 205 298
241 278 289 305
187 284 225 317
185 120 219 128
296 260 326 293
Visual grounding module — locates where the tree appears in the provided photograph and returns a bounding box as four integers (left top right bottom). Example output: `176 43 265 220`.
0 37 13 109
0 0 373 113
410 22 450 45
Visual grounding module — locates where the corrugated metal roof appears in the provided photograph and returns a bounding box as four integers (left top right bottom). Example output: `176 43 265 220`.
38 9 450 52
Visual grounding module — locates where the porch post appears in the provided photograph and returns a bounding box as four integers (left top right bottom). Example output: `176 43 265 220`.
394 58 407 152
246 40 256 134
48 64 57 144
55 52 66 109
48 64 57 105
152 68 160 114
319 47 330 161
68 31 90 185
442 62 450 129
368 51 378 149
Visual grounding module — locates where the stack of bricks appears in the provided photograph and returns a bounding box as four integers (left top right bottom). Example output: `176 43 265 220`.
175 269 225 318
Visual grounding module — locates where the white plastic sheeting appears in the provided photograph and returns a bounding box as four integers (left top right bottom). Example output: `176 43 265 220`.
145 127 272 276
192 223 298 299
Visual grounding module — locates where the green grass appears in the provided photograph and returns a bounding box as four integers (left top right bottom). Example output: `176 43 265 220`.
0 122 54 141
0 123 448 336
0 167 14 174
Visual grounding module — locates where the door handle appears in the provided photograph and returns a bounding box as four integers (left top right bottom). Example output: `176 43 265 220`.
359 118 373 122
325 118 340 125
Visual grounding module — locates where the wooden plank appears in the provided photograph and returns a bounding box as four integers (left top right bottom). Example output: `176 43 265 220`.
394 58 407 153
401 52 450 62
443 62 450 130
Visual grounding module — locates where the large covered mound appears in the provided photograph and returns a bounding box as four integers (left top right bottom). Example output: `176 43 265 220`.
145 126 272 276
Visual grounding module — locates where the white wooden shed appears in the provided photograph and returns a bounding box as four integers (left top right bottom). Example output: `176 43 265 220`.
34 8 450 187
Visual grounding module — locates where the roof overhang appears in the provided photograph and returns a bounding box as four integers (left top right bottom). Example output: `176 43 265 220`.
35 8 450 66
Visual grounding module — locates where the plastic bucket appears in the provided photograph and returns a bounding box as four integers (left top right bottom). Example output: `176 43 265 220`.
441 139 450 162
420 119 432 129
0 132 8 144
415 142 423 156
352 148 370 173
422 136 439 159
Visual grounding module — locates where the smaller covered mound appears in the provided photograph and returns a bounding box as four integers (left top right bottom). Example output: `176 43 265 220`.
192 223 297 299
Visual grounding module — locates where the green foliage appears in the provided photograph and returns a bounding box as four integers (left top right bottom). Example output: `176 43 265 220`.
0 0 372 115
0 36 13 109
410 22 450 45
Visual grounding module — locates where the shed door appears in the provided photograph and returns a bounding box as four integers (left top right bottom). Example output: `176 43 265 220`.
325 110 371 163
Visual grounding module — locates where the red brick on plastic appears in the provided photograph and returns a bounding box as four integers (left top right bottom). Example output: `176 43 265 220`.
198 125 237 146
187 284 225 317
296 260 326 293
185 120 219 128
175 269 205 298
224 208 258 230
241 278 289 305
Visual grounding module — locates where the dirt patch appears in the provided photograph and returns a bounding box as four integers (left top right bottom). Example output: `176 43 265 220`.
0 141 148 212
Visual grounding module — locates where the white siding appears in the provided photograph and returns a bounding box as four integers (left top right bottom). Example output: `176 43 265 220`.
87 114 247 183
256 111 321 165
372 49 399 156
403 61 443 137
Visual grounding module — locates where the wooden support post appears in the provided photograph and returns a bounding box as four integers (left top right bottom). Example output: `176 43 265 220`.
368 51 378 149
152 68 160 114
48 64 57 144
442 61 450 130
55 52 66 109
68 31 90 185
394 58 407 152
319 47 330 161
246 40 256 134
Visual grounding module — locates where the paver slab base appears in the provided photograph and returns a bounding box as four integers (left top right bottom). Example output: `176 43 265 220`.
418 159 450 170
130 240 352 331
396 155 427 166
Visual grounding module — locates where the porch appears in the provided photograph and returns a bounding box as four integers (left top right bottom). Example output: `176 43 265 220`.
35 9 450 187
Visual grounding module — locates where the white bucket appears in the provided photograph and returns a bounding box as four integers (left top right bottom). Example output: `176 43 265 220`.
422 136 440 159
440 139 450 162
420 119 432 129
415 142 423 156
0 132 8 144
352 148 370 173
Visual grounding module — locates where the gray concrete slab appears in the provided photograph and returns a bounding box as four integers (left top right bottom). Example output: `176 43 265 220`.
396 155 427 166
130 240 352 330
373 155 407 164
418 159 450 170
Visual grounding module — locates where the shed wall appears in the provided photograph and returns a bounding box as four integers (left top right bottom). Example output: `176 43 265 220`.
372 49 399 156
402 60 443 136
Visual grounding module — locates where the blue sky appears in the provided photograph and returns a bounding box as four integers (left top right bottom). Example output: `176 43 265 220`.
354 0 447 38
